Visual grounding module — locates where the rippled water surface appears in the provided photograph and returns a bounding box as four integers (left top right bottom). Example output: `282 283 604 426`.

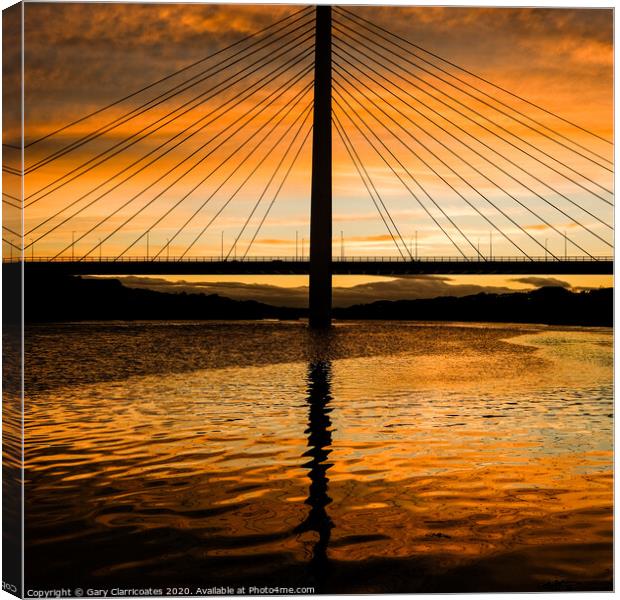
24 321 612 593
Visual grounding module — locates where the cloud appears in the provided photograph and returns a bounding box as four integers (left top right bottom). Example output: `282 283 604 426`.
332 277 515 307
21 5 612 138
112 276 311 307
104 274 518 308
253 238 294 246
572 285 606 292
18 5 612 260
510 276 571 288
524 223 580 231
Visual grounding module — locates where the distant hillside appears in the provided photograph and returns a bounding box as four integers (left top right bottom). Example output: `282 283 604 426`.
24 274 612 326
335 286 612 327
26 274 300 322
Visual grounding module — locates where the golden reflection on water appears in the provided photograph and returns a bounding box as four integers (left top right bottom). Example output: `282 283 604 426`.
24 322 612 592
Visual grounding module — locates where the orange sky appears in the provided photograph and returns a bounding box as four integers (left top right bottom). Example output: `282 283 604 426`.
2 3 613 293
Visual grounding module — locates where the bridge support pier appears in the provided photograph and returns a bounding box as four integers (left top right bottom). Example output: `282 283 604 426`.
309 6 332 329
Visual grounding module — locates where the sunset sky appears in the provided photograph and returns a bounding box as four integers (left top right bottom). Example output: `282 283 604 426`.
3 3 613 301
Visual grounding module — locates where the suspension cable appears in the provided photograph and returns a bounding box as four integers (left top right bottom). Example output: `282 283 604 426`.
150 97 314 259
335 78 543 258
333 37 614 217
69 65 313 260
243 126 313 258
333 114 409 259
2 224 20 237
333 48 612 249
2 238 21 251
2 199 20 210
336 7 613 147
26 14 313 173
25 37 315 206
333 16 614 195
21 6 313 149
335 76 598 259
27 50 314 244
333 93 471 258
223 105 314 260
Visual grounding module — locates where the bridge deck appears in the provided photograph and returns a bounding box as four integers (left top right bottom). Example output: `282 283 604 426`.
9 256 614 276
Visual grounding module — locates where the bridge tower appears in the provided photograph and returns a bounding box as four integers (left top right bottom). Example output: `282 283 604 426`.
309 5 332 328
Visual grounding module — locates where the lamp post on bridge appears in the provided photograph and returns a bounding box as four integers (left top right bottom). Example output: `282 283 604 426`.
309 5 332 328
564 231 567 259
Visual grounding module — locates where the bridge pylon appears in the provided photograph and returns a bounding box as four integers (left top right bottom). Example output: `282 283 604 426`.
309 5 332 328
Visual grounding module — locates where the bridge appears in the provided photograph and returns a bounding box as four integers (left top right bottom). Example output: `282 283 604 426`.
3 6 613 327
15 255 613 277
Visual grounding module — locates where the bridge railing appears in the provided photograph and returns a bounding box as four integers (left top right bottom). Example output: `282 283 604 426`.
333 255 613 263
7 255 613 263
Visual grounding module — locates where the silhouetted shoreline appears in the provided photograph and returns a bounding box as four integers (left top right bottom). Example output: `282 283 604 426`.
334 285 612 327
25 274 612 327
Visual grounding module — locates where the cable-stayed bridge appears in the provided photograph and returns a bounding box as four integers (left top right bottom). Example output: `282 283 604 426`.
3 6 613 326
22 256 613 277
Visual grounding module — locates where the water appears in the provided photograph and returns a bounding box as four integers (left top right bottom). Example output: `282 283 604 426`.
23 321 612 593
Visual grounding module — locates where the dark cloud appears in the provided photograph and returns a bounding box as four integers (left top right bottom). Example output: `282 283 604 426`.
23 3 304 128
15 4 612 260
105 274 517 308
510 276 571 289
21 4 612 136
332 277 515 307
115 275 310 307
3 3 23 145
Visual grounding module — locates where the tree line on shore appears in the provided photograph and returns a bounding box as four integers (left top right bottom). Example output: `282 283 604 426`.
23 274 612 327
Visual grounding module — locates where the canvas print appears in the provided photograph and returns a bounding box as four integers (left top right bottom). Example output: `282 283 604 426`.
2 2 613 596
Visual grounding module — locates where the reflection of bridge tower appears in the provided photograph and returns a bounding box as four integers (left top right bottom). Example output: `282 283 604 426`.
295 358 334 589
309 6 332 329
